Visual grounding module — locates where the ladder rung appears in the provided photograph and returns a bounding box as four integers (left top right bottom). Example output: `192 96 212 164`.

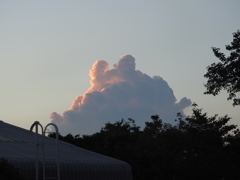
45 131 56 133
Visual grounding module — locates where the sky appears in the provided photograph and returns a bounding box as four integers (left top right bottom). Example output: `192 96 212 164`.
1 1 239 135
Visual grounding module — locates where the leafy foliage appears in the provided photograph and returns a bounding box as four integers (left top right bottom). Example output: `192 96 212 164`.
0 158 25 180
204 30 240 106
49 104 240 180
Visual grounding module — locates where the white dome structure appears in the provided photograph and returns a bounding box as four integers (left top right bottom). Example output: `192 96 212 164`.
0 120 132 180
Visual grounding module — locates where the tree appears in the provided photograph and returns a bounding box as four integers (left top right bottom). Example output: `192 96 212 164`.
204 30 240 106
49 105 240 179
0 158 25 180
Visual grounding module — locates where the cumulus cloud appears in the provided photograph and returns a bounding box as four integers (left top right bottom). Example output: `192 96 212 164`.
50 54 191 135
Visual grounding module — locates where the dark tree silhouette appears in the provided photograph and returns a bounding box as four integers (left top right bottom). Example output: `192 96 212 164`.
204 30 240 106
49 104 240 180
0 158 25 180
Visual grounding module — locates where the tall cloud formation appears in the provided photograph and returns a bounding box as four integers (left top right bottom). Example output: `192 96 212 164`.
50 55 191 135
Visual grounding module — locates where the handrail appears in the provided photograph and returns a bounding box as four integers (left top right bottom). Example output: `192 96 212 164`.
44 123 60 180
30 122 60 180
30 121 44 180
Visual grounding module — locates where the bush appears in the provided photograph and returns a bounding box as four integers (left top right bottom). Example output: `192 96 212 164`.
0 158 24 180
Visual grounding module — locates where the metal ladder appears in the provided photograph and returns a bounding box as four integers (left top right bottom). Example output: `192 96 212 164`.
30 122 60 180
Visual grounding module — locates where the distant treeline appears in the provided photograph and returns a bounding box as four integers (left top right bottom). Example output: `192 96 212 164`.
49 104 240 180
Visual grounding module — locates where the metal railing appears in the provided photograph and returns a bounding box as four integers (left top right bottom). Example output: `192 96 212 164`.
30 122 60 180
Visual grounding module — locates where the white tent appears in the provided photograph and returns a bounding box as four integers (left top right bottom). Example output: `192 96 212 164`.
0 120 132 180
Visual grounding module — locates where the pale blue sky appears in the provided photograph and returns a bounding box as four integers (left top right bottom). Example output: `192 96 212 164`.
1 1 239 134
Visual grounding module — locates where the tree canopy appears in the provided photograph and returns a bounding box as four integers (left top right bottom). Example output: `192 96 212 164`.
0 158 25 180
204 30 240 106
49 104 240 180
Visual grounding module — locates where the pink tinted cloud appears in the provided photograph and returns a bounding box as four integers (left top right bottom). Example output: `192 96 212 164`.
50 54 191 135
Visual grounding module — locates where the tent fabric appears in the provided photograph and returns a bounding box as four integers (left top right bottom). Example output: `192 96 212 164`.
0 120 132 180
